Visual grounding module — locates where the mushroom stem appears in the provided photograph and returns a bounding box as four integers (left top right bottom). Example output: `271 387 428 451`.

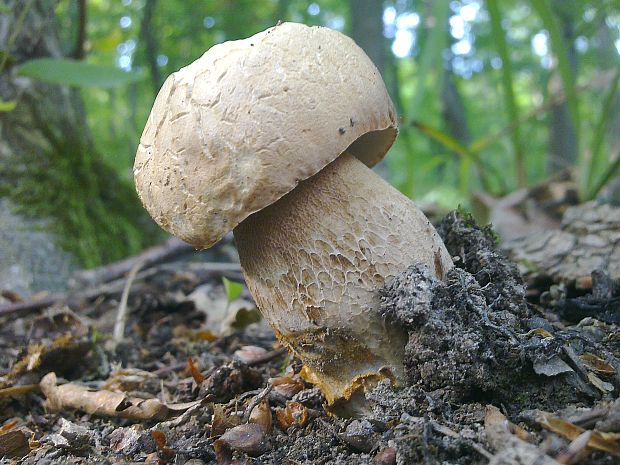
234 152 452 413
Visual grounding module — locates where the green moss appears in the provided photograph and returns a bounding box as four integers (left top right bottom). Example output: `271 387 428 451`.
0 128 160 268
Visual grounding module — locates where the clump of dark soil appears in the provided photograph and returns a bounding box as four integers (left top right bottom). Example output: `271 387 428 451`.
2 210 620 465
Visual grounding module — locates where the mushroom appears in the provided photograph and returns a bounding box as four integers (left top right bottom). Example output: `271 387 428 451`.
134 22 452 414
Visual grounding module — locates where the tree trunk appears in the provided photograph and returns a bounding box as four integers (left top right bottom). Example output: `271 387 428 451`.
349 0 386 77
0 0 157 267
547 0 578 172
441 69 471 147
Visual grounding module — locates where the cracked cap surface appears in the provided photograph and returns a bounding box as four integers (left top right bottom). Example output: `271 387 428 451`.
134 22 398 248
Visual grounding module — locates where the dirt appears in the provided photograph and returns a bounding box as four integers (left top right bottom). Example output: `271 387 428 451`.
1 210 620 465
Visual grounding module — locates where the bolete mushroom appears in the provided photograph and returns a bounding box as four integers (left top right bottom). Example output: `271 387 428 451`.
134 22 452 414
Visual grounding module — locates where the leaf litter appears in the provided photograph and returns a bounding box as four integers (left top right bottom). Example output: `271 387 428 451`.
1 209 620 464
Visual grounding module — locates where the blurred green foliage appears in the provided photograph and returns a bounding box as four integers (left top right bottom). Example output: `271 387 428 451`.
4 0 620 266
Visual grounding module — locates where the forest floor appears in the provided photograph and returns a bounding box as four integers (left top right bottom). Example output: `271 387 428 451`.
1 207 620 465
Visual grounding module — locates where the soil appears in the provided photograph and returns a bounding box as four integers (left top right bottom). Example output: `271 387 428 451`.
1 210 620 465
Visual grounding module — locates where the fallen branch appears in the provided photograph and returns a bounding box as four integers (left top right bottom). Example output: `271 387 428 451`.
71 236 196 287
0 261 243 319
0 295 63 318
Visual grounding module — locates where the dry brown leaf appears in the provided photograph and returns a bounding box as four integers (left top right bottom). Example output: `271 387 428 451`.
527 328 554 339
150 430 175 461
271 375 304 399
249 400 272 433
579 353 616 376
275 401 308 431
40 372 168 421
102 368 159 392
0 430 29 458
187 357 205 384
1 421 18 432
151 430 167 448
211 404 241 438
537 414 620 458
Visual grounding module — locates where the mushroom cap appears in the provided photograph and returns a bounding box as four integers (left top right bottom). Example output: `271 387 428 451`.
134 22 398 249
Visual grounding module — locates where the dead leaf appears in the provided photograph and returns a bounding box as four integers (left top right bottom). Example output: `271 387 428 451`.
1 421 18 432
40 372 168 421
102 368 159 392
211 404 241 438
0 430 29 458
249 400 272 433
579 353 616 376
187 357 205 384
587 372 614 393
271 375 304 399
537 414 620 457
528 328 554 339
151 430 175 461
275 401 308 431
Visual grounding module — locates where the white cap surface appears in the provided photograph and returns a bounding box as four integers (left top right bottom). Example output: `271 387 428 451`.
134 22 397 248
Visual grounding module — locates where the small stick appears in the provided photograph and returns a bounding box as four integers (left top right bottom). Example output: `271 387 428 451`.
242 383 273 423
0 295 63 318
113 258 147 345
72 237 195 287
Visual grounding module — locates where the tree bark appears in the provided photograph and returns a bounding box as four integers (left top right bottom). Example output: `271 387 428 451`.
139 0 161 95
0 0 156 267
441 69 471 147
547 0 578 171
349 0 386 77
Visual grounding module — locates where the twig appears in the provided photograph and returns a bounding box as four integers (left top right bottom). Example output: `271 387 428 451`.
246 348 288 367
0 295 63 318
113 258 147 344
430 420 493 460
71 236 196 287
0 260 242 319
242 383 273 423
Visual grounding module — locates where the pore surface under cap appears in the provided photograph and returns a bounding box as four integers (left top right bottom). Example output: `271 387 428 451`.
134 22 397 248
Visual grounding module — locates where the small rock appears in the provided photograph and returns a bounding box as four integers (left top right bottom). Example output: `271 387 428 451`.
108 425 156 455
234 345 267 364
48 419 91 452
217 423 270 457
292 387 324 409
342 419 379 453
373 447 396 465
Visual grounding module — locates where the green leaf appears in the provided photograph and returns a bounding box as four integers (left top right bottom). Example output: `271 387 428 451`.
412 121 496 193
222 277 244 304
18 58 145 88
588 149 620 200
412 121 473 160
583 68 620 199
0 2 10 14
0 99 16 112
